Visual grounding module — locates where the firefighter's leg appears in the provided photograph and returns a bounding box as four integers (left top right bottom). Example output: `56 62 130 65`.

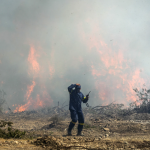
68 110 77 135
77 111 84 135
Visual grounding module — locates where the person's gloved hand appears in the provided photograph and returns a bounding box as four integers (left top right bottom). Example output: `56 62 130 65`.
86 95 89 99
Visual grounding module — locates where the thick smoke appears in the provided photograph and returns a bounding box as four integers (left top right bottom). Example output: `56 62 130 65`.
0 0 150 111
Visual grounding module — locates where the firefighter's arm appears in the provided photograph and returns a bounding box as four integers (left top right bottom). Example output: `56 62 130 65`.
82 94 89 103
68 84 76 94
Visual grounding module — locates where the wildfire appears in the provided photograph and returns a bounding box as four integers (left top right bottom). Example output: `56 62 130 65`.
12 21 148 112
35 94 44 108
91 41 145 104
28 45 40 76
80 20 146 105
25 81 36 100
14 46 53 112
14 100 31 113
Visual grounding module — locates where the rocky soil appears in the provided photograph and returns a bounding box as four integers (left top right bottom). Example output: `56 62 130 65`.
1 109 150 149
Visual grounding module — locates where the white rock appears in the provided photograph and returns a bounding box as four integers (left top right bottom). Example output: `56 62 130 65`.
14 141 18 144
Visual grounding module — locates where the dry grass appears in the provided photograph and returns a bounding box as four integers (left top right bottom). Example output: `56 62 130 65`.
48 114 65 124
84 120 95 129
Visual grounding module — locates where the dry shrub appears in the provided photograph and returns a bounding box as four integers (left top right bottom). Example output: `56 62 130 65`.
110 122 142 133
49 114 64 124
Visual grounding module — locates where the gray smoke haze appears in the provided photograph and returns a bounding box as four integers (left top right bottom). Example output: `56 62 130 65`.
0 0 150 111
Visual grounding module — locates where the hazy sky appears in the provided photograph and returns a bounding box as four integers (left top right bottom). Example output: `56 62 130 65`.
0 0 150 111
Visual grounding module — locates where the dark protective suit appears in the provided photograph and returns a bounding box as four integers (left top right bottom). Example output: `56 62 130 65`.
68 84 88 134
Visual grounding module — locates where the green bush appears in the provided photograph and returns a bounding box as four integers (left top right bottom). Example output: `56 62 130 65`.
0 120 26 139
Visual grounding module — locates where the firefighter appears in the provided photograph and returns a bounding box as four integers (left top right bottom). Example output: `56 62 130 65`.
67 83 89 136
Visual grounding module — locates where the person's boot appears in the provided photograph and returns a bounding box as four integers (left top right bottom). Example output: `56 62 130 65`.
67 128 72 136
77 131 84 136
77 124 84 136
67 121 75 136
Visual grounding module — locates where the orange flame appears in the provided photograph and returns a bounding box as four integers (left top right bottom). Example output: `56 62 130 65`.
28 46 40 76
35 94 44 108
80 20 146 105
14 81 35 112
90 44 145 104
26 81 36 100
14 45 53 112
14 100 31 113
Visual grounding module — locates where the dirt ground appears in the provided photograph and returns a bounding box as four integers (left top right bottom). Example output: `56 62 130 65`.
1 111 150 149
